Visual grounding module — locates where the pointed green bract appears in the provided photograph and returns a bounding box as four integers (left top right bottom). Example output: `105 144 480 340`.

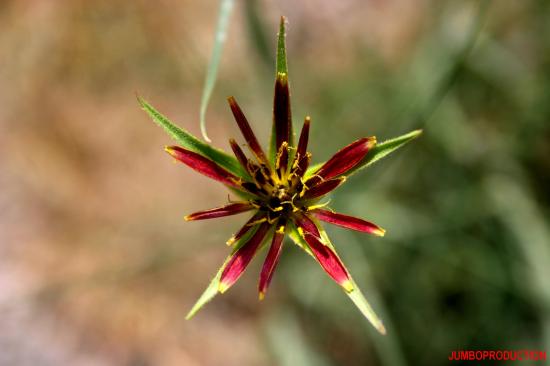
199 0 235 142
289 219 386 334
305 129 422 178
288 222 314 258
357 129 423 171
346 280 387 335
269 16 293 164
138 96 248 179
276 16 288 75
186 223 259 319
185 255 231 319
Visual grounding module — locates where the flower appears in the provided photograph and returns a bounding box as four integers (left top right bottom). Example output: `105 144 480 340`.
167 94 385 292
140 16 421 334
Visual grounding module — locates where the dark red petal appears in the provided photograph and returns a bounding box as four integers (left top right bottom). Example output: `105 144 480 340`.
275 142 289 178
301 232 353 292
307 137 376 185
165 146 240 188
293 152 311 179
301 177 346 200
292 213 321 239
312 209 385 237
226 211 266 246
273 73 292 151
219 222 270 293
229 138 252 175
296 116 310 159
227 97 268 164
184 202 254 221
258 219 286 299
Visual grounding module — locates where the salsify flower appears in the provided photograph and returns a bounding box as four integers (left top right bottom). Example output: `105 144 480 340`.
139 17 421 334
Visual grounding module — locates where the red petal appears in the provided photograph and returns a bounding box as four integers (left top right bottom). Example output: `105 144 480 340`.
228 97 268 164
184 202 254 221
226 211 266 246
273 73 292 151
166 146 240 188
292 213 321 239
229 138 252 176
307 137 376 185
289 117 311 180
258 219 286 299
301 177 345 200
296 116 310 159
293 152 311 179
301 232 353 292
275 142 289 178
312 209 385 237
219 223 270 293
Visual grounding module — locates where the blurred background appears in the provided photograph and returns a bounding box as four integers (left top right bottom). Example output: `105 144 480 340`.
1 0 549 365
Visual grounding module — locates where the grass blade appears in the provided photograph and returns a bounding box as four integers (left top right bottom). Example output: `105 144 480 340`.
199 0 235 142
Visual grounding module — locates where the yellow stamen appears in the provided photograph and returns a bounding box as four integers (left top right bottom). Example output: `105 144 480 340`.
275 142 289 170
291 153 301 170
258 291 265 301
306 200 331 211
247 217 267 226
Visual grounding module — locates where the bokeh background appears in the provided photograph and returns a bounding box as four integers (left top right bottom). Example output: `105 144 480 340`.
1 0 549 365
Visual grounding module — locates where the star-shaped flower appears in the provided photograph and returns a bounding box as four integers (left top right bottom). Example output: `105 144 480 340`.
139 17 421 334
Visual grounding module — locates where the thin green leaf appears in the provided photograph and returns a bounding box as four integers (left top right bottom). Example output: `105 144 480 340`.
305 129 422 178
199 0 235 142
186 223 259 319
138 96 248 179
